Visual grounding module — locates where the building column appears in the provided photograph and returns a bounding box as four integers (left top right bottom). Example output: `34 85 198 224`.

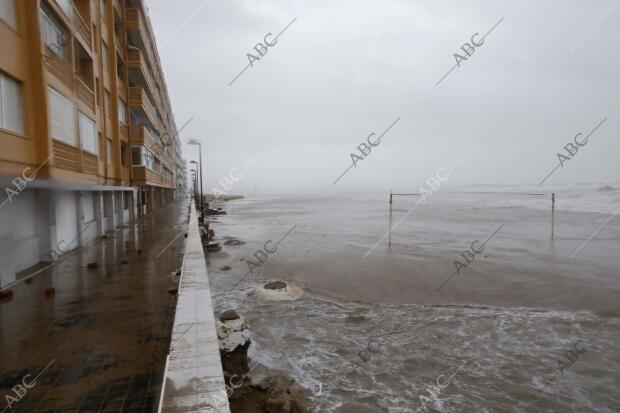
103 192 116 233
35 189 52 263
115 191 124 226
76 191 86 247
94 191 105 237
129 189 137 222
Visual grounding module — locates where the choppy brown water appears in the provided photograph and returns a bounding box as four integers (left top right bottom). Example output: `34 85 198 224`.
208 189 620 412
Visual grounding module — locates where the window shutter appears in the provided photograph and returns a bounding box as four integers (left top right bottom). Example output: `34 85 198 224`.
1 74 24 134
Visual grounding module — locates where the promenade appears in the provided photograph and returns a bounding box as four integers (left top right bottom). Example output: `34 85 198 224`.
0 197 196 412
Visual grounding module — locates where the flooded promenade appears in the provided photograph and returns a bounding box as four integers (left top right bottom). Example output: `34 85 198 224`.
0 198 190 413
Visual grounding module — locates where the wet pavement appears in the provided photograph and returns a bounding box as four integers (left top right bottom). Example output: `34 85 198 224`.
0 197 190 413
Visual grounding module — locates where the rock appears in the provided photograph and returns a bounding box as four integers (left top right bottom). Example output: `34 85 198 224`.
220 266 232 271
87 262 98 269
266 396 291 413
224 239 245 246
264 281 287 290
217 313 252 383
219 309 240 322
206 243 222 252
0 289 14 301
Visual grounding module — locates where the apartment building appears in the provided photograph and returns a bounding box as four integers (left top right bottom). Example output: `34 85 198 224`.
0 0 184 287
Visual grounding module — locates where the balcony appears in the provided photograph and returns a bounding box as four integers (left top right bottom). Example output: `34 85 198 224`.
125 8 159 83
73 4 92 48
44 46 73 89
127 49 161 112
129 124 157 149
131 165 175 188
128 87 159 131
76 77 95 112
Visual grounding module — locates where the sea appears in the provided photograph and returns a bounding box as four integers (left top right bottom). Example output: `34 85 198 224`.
207 183 620 413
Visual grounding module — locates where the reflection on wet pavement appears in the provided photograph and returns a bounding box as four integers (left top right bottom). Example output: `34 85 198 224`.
0 198 190 413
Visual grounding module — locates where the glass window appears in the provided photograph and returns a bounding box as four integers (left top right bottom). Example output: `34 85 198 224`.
103 90 110 115
55 0 73 19
100 0 106 20
131 146 142 165
0 0 17 29
118 98 126 124
48 86 76 145
101 42 109 69
79 112 97 154
0 72 24 134
120 141 128 166
40 6 68 61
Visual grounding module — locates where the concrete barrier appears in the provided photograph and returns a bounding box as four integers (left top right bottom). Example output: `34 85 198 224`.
159 202 230 412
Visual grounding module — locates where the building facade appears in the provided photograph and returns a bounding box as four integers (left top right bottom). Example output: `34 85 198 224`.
0 0 184 287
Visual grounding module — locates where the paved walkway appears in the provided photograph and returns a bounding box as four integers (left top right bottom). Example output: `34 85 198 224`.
160 202 230 413
0 197 191 413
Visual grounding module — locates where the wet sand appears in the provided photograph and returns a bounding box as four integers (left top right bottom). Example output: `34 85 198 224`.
0 199 189 412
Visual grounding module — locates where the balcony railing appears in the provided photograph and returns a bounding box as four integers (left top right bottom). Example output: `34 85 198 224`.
76 77 95 112
131 165 175 188
127 48 161 111
125 8 159 82
73 4 92 47
129 124 156 149
128 87 159 131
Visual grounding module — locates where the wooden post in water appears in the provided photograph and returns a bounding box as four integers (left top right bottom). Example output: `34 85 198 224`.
551 192 555 240
389 190 393 249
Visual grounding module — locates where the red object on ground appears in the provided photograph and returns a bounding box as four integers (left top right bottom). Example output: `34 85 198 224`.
44 288 55 298
208 229 215 240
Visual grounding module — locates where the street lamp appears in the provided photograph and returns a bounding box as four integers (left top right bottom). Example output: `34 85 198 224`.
190 169 197 199
187 139 203 212
189 158 202 212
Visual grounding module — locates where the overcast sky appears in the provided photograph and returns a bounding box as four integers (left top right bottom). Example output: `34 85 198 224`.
146 0 619 195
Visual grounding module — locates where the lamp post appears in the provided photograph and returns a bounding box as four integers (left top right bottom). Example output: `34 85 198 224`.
187 139 203 213
190 169 197 200
189 159 201 212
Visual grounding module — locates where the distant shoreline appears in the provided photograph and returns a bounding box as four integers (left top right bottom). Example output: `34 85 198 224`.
205 194 244 201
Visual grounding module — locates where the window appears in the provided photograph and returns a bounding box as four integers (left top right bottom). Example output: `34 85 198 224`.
40 6 68 61
0 73 24 134
120 141 129 166
142 147 155 169
100 0 106 21
106 139 113 165
79 112 97 154
55 0 73 19
0 0 17 29
103 90 110 115
118 98 126 124
131 146 142 165
101 42 109 69
48 87 76 145
96 79 101 107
